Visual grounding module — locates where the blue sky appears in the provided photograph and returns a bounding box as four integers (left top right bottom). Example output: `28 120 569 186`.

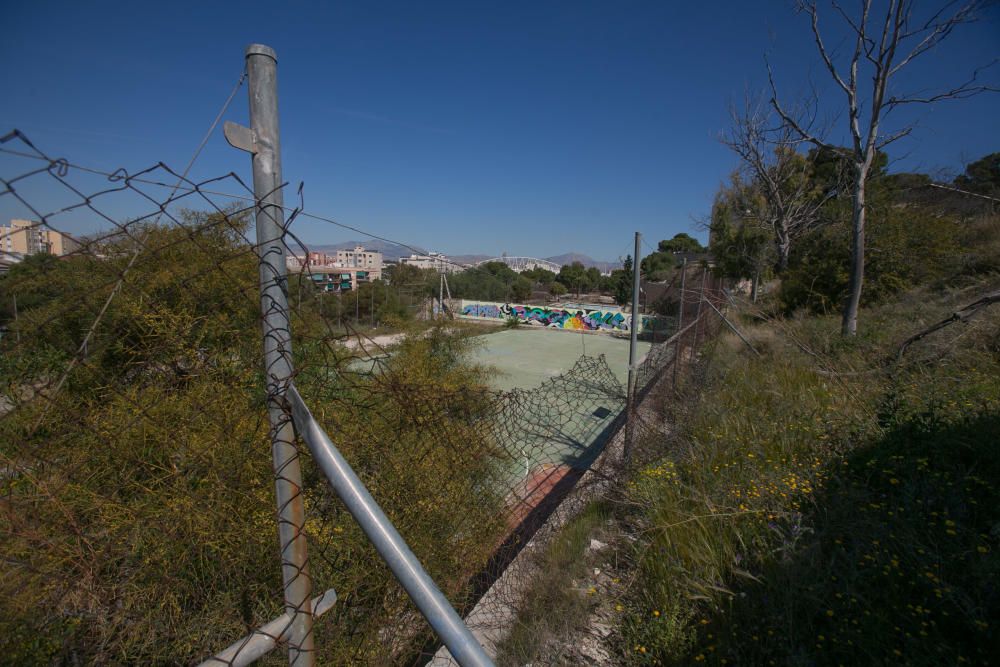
2 1 997 260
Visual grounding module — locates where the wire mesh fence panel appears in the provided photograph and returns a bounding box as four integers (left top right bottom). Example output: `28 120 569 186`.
0 129 296 665
1 126 730 665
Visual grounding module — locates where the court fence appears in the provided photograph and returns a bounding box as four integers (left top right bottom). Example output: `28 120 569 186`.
0 44 727 666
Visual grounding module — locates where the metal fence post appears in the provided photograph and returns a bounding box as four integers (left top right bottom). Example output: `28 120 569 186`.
693 266 708 351
673 257 688 388
229 43 315 666
624 231 641 464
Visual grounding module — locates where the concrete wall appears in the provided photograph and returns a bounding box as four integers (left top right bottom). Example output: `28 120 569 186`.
458 300 660 333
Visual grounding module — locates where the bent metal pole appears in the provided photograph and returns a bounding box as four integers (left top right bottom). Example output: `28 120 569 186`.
226 44 314 666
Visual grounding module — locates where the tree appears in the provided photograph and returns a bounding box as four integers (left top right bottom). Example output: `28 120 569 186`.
769 0 997 335
0 252 62 322
548 281 568 298
708 175 775 301
522 267 556 285
556 261 591 296
614 255 634 307
511 275 533 301
780 192 963 314
955 153 1000 197
639 251 677 281
657 233 705 254
641 234 706 282
722 95 836 272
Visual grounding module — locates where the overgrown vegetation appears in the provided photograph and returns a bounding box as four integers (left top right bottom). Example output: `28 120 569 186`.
712 149 1000 315
0 212 507 664
617 281 1000 665
492 152 1000 664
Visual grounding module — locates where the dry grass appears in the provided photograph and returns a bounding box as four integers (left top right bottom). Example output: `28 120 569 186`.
617 279 1000 665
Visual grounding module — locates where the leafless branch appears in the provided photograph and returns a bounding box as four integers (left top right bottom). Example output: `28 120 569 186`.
886 59 1000 110
767 61 838 153
802 1 852 95
722 93 845 270
875 125 913 149
890 0 978 75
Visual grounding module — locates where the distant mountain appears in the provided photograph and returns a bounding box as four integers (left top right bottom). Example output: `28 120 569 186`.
544 253 621 273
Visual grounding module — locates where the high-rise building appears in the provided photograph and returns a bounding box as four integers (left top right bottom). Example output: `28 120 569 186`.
1 219 81 256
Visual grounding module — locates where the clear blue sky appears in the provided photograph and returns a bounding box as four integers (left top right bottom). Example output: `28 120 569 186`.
2 1 997 260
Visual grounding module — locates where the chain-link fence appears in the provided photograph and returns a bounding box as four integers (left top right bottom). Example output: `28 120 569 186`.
1 58 727 665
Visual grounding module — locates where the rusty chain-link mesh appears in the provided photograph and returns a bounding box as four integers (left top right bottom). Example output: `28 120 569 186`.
0 129 726 665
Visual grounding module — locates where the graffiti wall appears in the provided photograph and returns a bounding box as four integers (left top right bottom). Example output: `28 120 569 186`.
459 300 657 333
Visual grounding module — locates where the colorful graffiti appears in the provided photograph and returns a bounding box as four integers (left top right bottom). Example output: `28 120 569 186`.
461 303 502 319
461 301 635 332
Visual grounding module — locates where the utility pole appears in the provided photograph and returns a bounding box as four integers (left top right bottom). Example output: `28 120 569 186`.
624 231 641 464
12 293 19 344
673 257 687 388
224 44 314 665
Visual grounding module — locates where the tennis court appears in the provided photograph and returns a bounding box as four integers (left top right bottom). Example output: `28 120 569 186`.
466 327 651 392
466 328 652 493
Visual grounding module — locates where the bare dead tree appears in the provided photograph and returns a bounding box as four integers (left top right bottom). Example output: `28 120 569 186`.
722 94 838 272
769 0 998 336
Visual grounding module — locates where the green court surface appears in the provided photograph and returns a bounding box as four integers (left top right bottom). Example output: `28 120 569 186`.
464 328 652 483
465 327 652 392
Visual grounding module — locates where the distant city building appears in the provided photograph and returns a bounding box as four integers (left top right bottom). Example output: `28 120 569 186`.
2 219 81 256
400 252 464 273
286 245 383 291
475 256 561 273
335 245 382 270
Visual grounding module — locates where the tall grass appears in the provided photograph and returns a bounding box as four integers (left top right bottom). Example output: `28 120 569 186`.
496 502 612 666
620 281 1000 665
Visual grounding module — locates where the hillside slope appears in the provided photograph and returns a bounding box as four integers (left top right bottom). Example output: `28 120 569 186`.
498 278 1000 666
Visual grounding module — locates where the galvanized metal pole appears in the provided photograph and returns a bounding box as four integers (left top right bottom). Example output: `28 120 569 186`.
693 266 708 351
240 43 315 666
624 232 641 464
673 257 688 388
286 386 494 667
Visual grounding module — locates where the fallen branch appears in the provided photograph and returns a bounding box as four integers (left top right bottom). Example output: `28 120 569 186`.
897 290 1000 361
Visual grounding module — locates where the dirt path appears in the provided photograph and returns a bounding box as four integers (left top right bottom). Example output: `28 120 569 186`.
340 331 407 353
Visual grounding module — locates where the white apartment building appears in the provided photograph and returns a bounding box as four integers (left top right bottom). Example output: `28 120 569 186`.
285 246 383 291
335 245 382 270
399 252 463 273
2 219 81 256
